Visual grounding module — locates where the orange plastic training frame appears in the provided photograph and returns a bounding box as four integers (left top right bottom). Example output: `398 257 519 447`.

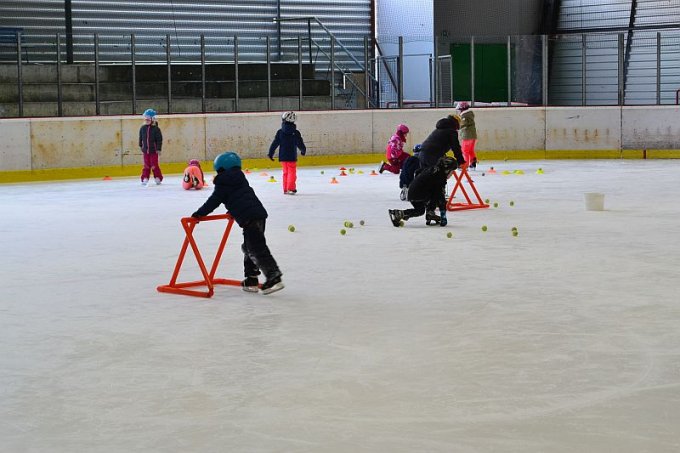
157 213 242 298
446 165 490 211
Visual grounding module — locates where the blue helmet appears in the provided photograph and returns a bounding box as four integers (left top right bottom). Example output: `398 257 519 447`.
143 108 157 118
213 152 241 172
413 144 422 154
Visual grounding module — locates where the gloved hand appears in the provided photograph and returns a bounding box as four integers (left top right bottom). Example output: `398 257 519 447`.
301 151 306 156
439 210 448 227
191 212 201 219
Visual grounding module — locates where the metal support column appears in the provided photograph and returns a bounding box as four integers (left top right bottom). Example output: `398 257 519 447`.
364 36 370 109
56 34 63 116
166 34 172 114
398 36 404 108
433 36 439 108
307 19 313 64
131 34 137 114
618 33 624 105
330 36 335 110
582 34 587 106
16 32 23 117
542 34 548 106
266 36 272 111
298 36 303 110
234 36 239 112
200 35 206 113
656 32 661 105
470 36 475 106
94 34 100 115
507 35 512 106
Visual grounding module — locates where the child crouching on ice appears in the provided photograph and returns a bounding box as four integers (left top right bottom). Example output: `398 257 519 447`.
379 123 410 174
389 156 457 227
182 159 206 190
191 152 284 294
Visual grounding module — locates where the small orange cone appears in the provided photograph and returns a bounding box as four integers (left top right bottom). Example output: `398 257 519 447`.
339 170 348 176
488 167 496 174
102 176 112 181
245 169 251 174
330 177 339 184
260 172 268 176
370 170 378 176
339 166 347 170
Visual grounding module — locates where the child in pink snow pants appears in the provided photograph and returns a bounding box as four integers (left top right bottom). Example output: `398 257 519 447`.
379 124 410 174
268 111 307 194
139 108 164 185
182 159 206 190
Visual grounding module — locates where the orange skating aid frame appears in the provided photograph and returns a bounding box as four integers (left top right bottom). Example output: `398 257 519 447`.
446 165 490 211
157 213 242 298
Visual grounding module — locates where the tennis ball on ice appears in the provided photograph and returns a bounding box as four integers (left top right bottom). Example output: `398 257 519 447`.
493 202 499 208
447 232 453 238
399 220 405 227
288 225 295 232
321 170 325 174
509 201 515 206
359 220 365 226
512 230 519 237
511 226 518 232
481 225 488 232
347 222 354 228
485 198 490 204
340 228 346 235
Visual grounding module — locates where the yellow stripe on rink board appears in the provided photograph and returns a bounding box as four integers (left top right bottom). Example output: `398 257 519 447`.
0 154 386 184
2 150 679 184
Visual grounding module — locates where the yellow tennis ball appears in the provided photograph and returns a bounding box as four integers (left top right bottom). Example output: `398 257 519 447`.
446 232 453 238
340 229 346 235
288 225 295 232
481 225 488 232
509 201 515 206
359 220 365 226
512 230 518 237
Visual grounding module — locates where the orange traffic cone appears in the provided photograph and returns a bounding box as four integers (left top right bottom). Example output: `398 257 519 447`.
370 170 378 176
330 177 339 184
102 176 112 181
488 167 496 174
339 170 348 176
260 172 268 176
339 166 347 170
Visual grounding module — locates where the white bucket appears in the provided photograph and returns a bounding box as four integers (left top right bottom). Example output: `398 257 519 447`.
584 192 605 211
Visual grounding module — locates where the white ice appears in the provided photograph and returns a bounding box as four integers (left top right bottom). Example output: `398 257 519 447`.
1 160 680 452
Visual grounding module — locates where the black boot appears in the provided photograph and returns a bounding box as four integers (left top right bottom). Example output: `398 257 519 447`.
388 209 404 227
426 210 441 226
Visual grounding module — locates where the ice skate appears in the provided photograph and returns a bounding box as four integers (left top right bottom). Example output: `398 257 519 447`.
426 210 441 226
389 209 404 227
154 177 162 185
241 276 260 293
261 275 284 295
378 161 386 174
141 178 149 186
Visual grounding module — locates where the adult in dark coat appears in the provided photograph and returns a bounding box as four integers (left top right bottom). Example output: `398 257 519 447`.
418 116 465 169
389 156 458 227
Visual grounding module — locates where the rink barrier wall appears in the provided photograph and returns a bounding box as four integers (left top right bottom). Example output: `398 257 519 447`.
1 107 679 183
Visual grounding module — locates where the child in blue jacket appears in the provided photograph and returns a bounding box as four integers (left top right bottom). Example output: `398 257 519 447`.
191 152 284 295
268 111 307 194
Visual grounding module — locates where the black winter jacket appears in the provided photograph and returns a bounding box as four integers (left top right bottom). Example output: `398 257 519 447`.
139 124 163 154
407 164 449 211
418 117 464 168
399 154 421 188
268 121 306 162
192 168 268 226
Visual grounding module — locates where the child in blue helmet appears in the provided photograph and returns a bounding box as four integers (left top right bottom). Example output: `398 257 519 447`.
398 144 422 201
191 152 284 294
139 108 163 185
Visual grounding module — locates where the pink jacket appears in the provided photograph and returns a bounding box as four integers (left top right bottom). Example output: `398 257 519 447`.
385 133 406 160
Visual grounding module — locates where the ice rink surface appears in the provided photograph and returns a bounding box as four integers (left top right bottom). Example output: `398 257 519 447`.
2 159 680 452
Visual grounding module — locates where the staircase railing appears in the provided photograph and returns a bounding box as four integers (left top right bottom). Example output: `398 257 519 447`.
273 16 381 108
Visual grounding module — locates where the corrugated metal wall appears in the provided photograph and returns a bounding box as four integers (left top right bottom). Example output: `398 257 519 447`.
0 0 371 65
551 0 680 105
